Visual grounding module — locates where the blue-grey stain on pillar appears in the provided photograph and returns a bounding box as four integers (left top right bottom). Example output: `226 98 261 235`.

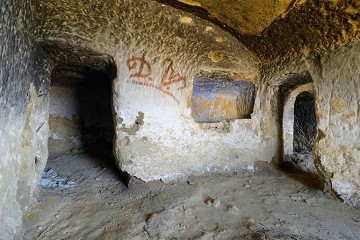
191 76 256 123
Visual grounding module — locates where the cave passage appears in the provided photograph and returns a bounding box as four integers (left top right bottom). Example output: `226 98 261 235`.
48 65 115 159
291 91 317 172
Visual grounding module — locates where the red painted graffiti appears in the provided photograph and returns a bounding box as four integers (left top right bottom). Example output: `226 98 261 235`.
127 56 152 81
129 80 180 105
126 56 187 104
160 58 187 91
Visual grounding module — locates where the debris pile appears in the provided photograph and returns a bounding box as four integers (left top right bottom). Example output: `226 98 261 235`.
39 169 75 188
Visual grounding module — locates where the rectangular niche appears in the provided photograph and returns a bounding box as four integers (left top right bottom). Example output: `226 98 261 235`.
191 73 256 123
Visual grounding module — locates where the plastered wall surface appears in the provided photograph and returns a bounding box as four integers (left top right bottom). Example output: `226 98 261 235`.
36 0 278 182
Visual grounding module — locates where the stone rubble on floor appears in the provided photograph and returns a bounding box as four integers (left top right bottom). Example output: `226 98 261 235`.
39 168 75 188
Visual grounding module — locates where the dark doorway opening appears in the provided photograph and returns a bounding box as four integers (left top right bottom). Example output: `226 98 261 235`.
294 92 317 156
43 62 127 189
288 91 317 172
48 64 115 158
39 41 131 188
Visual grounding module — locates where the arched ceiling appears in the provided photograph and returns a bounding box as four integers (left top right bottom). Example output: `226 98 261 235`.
154 0 360 62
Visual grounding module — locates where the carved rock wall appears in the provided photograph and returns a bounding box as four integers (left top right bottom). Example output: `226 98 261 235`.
261 40 360 207
1 0 359 238
1 2 359 239
36 0 278 182
308 41 360 206
0 0 51 237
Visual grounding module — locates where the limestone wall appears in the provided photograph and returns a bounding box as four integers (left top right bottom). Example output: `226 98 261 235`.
36 0 278 182
261 41 360 207
308 42 360 206
1 4 359 239
0 1 359 238
0 0 50 237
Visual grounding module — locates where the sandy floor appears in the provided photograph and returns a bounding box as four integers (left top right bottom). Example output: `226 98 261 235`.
23 152 360 240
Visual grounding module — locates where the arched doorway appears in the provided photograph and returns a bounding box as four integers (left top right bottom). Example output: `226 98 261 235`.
282 83 317 172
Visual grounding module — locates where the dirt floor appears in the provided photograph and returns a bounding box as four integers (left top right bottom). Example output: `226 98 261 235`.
23 151 360 240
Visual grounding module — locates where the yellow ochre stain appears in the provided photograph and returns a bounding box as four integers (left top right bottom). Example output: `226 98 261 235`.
330 98 347 114
215 37 224 43
179 16 193 24
212 96 238 119
206 26 213 32
208 51 224 63
192 97 212 118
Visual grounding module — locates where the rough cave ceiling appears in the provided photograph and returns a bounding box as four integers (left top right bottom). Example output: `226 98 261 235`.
175 0 296 36
155 0 360 62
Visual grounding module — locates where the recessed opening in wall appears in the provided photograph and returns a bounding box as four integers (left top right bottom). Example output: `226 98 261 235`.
191 72 256 123
294 92 317 159
282 83 317 173
49 65 115 156
39 41 132 187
